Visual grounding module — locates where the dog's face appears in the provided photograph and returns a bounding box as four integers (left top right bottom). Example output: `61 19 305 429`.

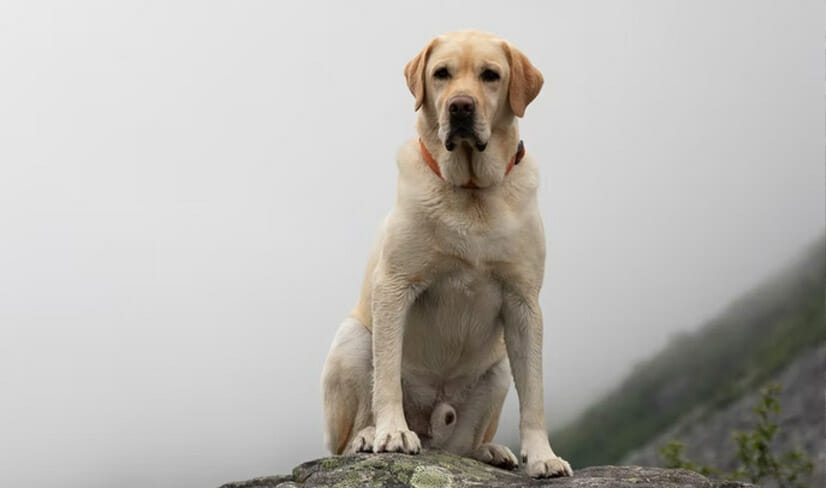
405 30 543 153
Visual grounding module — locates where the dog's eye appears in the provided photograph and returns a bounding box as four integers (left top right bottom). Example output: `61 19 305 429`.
480 69 500 82
433 67 451 80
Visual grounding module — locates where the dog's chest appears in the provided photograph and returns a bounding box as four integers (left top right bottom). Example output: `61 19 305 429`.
402 265 506 381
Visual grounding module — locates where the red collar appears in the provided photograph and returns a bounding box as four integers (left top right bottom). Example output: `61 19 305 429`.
418 139 526 189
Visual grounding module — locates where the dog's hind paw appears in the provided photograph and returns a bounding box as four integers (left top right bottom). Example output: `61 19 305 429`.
346 426 376 454
472 443 518 470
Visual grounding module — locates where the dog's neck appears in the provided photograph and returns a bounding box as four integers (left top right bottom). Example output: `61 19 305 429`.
416 116 522 189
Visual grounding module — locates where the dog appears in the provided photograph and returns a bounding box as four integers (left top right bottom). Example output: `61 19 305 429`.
321 30 572 478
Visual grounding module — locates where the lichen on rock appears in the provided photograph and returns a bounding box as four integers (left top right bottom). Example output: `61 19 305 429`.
218 450 758 488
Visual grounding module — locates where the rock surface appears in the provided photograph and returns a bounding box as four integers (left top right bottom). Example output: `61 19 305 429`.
218 451 756 488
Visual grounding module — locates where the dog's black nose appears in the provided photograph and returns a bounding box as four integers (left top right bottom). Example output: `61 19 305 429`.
448 96 475 116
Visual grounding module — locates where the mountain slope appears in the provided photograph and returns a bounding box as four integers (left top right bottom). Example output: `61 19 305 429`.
550 235 826 468
622 343 825 487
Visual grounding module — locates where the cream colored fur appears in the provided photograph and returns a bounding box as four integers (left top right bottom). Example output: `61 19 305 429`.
321 30 572 478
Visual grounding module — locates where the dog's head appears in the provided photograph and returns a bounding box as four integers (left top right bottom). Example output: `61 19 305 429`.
404 30 543 153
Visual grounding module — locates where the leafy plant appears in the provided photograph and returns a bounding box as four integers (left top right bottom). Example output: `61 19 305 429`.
660 440 719 477
729 383 814 487
658 383 814 488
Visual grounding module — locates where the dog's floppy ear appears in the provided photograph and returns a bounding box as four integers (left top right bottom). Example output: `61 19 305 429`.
404 39 437 111
505 43 544 117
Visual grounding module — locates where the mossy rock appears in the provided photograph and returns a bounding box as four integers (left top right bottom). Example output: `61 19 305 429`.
219 450 758 487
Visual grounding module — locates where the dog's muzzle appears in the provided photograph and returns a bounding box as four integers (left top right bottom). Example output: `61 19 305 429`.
445 95 487 152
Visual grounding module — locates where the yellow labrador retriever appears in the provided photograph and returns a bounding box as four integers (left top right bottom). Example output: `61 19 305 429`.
321 30 572 478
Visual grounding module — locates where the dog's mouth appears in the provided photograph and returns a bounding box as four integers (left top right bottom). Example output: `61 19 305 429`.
438 104 490 153
443 104 488 152
445 127 487 152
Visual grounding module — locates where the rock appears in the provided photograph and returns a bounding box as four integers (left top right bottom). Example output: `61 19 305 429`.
218 451 757 488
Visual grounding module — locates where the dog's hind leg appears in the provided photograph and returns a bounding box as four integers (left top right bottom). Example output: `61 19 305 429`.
321 316 374 454
442 357 518 469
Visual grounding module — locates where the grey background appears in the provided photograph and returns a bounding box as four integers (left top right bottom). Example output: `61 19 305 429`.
0 1 823 487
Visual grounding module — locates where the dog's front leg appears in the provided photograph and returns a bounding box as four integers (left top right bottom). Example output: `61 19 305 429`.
502 292 572 478
370 274 421 454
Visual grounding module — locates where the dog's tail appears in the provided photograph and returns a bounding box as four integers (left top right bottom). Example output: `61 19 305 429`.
429 402 457 447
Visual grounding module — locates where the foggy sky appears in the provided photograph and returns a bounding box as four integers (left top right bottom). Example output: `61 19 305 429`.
0 1 823 487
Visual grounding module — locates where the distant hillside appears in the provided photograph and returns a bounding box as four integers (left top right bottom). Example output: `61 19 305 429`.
550 235 826 468
622 344 825 488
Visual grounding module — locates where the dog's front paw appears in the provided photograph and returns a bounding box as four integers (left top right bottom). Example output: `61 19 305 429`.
373 428 421 454
524 455 573 478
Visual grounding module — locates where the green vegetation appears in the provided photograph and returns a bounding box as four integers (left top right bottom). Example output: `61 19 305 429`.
660 383 814 488
551 236 826 467
659 441 719 477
